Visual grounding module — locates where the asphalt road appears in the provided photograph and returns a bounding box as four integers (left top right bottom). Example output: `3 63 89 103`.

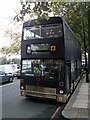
1 79 65 119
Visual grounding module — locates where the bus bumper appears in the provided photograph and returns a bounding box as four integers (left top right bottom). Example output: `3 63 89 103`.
20 90 68 103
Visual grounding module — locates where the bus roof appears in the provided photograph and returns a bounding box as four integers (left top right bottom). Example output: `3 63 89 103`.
23 17 63 27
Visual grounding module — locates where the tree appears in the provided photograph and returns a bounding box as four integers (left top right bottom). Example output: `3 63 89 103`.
88 2 90 74
14 2 89 53
0 21 22 55
11 58 20 65
64 3 89 53
0 57 7 65
14 2 63 21
1 1 89 58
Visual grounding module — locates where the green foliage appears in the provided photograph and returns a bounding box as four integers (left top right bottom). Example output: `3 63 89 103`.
1 1 89 57
0 28 21 55
0 57 7 65
0 57 21 65
14 1 63 21
63 3 89 54
14 2 89 54
12 58 20 65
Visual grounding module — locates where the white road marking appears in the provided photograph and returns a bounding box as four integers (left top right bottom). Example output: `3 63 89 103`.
0 80 19 88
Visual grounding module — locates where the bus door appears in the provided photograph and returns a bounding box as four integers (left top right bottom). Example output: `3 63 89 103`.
65 62 71 93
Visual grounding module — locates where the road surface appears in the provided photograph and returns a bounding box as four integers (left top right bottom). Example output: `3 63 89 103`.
1 79 64 119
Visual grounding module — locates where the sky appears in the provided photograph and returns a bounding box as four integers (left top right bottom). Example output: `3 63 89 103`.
0 0 21 48
0 0 21 58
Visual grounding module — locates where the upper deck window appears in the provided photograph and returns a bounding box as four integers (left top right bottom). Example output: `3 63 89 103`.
23 23 62 40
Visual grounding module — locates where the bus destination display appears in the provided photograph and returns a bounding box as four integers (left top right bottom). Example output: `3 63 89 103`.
27 44 56 54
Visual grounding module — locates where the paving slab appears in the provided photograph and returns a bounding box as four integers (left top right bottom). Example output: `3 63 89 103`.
62 74 90 119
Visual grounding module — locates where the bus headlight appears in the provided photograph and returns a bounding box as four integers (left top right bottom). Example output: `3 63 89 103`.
59 90 64 94
21 86 24 90
20 79 26 90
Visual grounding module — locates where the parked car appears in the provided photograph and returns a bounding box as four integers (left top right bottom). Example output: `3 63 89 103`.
0 64 20 76
0 71 13 84
14 69 21 79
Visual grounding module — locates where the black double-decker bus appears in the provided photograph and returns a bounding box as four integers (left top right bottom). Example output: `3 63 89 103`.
20 17 81 103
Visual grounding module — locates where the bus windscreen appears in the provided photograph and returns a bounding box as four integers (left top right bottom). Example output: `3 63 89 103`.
21 59 64 80
23 23 62 40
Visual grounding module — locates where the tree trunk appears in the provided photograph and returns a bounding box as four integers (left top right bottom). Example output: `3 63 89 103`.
88 7 90 74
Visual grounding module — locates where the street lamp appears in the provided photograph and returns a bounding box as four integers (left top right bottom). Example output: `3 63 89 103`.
80 2 89 82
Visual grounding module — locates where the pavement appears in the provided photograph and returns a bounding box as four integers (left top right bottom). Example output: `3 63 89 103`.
62 74 90 120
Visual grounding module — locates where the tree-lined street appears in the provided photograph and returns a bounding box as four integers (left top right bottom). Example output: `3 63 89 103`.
0 2 90 72
0 1 90 119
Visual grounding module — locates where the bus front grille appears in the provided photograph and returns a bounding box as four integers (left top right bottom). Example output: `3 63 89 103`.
26 85 56 94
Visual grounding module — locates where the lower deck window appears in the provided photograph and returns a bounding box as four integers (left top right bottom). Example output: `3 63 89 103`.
21 59 64 80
